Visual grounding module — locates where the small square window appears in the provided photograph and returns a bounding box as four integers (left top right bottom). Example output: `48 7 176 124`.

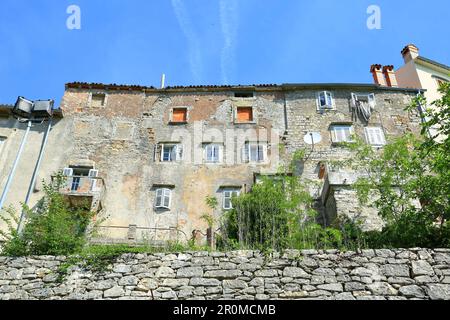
243 143 266 163
160 144 183 162
317 91 334 110
171 108 188 123
91 93 106 108
330 125 354 143
223 189 240 210
364 127 386 147
155 188 172 209
205 144 221 163
236 107 254 123
234 92 254 98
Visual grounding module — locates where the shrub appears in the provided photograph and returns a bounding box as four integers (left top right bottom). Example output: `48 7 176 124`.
0 174 94 256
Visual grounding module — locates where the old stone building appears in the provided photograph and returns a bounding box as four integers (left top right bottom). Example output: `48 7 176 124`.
0 79 423 245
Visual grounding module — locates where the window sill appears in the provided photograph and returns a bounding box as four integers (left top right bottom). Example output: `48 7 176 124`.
317 107 336 113
155 207 171 212
234 121 257 125
168 121 188 125
331 141 355 147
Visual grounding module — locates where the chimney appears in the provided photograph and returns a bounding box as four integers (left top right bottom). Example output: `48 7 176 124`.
370 64 387 86
382 65 398 87
401 44 419 64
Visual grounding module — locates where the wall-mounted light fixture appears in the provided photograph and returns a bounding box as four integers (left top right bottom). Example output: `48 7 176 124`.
0 96 54 234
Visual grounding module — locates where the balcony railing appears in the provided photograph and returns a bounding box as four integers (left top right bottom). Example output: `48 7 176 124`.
52 175 105 197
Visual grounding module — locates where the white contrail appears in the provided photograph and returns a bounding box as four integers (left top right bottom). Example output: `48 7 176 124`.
220 0 239 85
171 0 203 83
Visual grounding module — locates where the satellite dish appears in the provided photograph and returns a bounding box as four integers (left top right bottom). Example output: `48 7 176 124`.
304 132 322 145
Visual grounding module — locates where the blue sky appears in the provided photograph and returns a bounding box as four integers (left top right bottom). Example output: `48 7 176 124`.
0 0 449 106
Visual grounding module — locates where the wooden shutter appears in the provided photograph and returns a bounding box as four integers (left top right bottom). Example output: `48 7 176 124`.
155 189 162 207
63 168 73 176
237 107 253 122
163 189 171 208
365 127 385 146
242 143 249 163
176 145 183 161
223 191 231 209
172 108 187 122
257 145 264 161
318 92 326 108
368 93 376 108
89 169 99 191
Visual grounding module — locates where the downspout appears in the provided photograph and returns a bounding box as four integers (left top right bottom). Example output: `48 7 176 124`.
24 118 53 206
0 120 32 211
283 89 288 133
18 118 53 234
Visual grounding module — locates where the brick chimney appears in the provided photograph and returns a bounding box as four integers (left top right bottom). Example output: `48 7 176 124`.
370 64 387 86
401 44 419 64
382 65 398 87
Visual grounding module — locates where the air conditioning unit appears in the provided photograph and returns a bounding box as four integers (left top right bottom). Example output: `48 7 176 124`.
33 100 54 118
13 96 34 118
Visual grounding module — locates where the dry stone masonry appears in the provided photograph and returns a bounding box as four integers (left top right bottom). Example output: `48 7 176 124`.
1 248 450 300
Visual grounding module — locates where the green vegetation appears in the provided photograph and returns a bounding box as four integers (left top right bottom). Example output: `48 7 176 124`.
1 84 448 260
218 149 350 252
220 83 450 251
349 82 450 248
0 174 94 256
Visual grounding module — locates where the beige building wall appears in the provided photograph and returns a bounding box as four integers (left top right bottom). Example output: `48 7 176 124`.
0 83 424 245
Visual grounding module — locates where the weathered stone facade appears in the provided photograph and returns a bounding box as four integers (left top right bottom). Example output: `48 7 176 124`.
1 249 449 300
0 83 423 243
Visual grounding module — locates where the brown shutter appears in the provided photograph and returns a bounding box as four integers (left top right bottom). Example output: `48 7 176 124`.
237 107 253 122
172 108 187 122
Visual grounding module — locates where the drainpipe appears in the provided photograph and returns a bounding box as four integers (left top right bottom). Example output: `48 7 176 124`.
283 90 288 132
0 120 32 211
17 118 53 234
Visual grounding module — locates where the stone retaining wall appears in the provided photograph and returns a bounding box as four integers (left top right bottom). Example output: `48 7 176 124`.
1 249 450 300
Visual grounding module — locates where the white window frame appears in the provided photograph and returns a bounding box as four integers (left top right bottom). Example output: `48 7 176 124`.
364 127 386 147
88 169 99 191
62 167 74 176
0 137 6 154
316 91 335 110
155 188 172 209
242 142 267 163
204 144 222 163
160 144 183 162
351 93 376 109
223 189 240 210
330 125 354 144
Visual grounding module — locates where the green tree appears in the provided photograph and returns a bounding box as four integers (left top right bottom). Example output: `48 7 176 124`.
220 150 345 251
342 83 450 248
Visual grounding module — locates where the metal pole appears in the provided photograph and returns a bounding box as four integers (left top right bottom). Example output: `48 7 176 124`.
24 119 52 206
17 119 53 234
0 120 32 211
